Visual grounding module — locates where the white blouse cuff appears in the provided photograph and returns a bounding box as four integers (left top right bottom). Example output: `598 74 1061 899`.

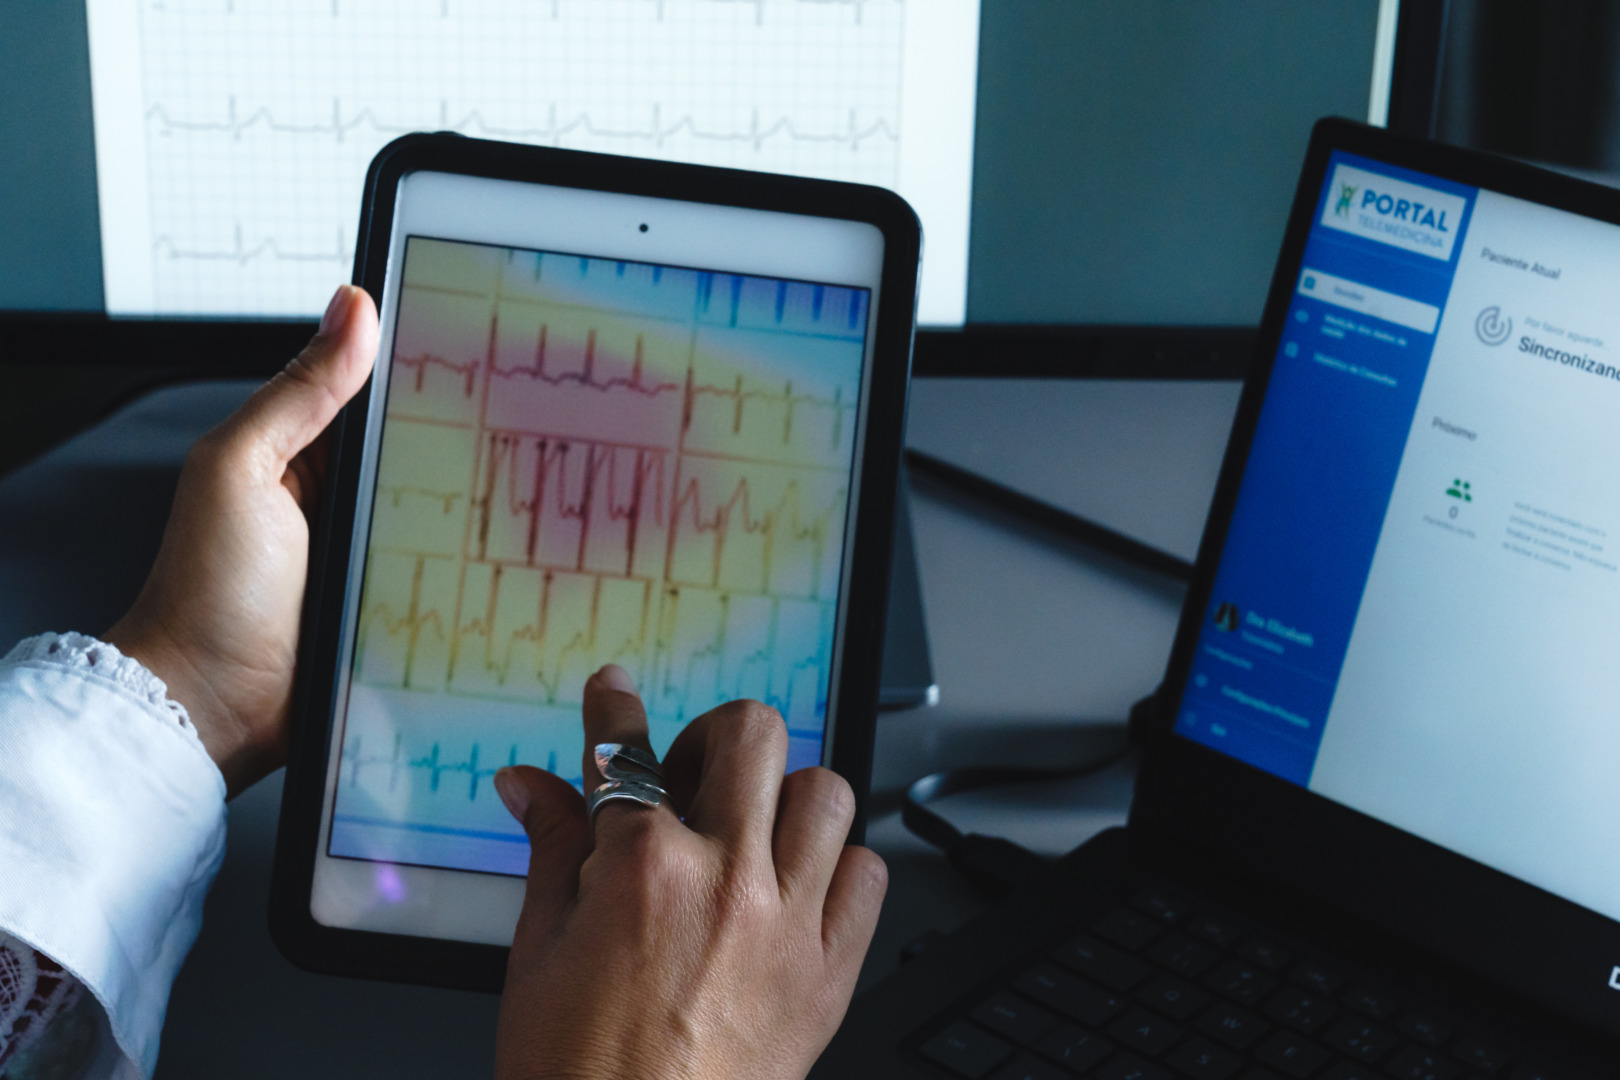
0 632 228 1079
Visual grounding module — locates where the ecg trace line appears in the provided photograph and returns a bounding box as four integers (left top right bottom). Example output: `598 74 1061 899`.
448 568 654 700
152 223 351 265
395 342 855 453
667 472 845 596
474 433 671 575
145 101 899 153
359 549 829 719
343 735 572 802
219 0 902 27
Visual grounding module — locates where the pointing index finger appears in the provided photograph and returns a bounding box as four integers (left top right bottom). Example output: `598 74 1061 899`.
580 664 658 792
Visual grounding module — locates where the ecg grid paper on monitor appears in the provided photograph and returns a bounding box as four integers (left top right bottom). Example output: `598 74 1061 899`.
327 237 868 874
83 0 976 324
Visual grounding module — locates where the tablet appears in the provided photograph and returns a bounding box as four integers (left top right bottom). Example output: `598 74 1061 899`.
270 134 920 989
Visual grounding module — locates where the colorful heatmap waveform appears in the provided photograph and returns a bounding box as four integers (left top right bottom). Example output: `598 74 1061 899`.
352 238 864 731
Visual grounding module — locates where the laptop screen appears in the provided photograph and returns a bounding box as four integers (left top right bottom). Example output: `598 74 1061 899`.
1174 149 1620 924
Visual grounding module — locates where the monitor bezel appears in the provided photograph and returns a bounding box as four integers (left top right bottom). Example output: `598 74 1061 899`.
1135 115 1620 1045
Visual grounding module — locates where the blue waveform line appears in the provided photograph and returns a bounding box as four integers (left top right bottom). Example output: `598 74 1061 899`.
342 726 824 802
345 736 580 801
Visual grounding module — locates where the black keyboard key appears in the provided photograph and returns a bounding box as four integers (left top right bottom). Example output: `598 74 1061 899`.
1095 907 1168 951
1238 1072 1285 1080
1340 986 1397 1021
1165 1037 1242 1080
1137 974 1210 1020
919 1022 1014 1078
1320 1064 1379 1080
1186 912 1247 948
1203 962 1278 1006
1507 1069 1565 1080
991 1054 1073 1080
1096 1052 1174 1080
1385 1046 1461 1080
1150 935 1221 979
1015 964 1128 1027
1262 986 1336 1034
1057 935 1152 991
1109 1008 1184 1057
1452 1038 1506 1074
1195 1003 1269 1050
1133 886 1193 924
1397 1013 1452 1047
972 992 1059 1047
1036 1024 1113 1074
1252 1032 1331 1078
1289 962 1345 997
1239 938 1292 973
1321 1016 1398 1063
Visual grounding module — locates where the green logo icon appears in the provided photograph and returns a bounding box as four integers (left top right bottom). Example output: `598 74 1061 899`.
1336 184 1357 218
1446 479 1472 502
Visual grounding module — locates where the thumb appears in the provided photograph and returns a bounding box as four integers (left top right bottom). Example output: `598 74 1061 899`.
495 766 592 931
224 284 379 469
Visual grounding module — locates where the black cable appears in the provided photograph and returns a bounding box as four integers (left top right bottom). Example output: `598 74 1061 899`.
903 447 1195 582
900 687 1168 896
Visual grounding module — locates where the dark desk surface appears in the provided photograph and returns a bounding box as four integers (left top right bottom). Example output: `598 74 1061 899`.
0 376 1235 1078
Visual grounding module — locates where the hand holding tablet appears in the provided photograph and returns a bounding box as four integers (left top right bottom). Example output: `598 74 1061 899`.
270 134 920 988
494 664 887 1080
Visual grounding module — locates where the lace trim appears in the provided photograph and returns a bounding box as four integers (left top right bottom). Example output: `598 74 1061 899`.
0 929 93 1072
1 633 196 736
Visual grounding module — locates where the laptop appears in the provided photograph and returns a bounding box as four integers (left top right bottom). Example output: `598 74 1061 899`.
814 118 1620 1080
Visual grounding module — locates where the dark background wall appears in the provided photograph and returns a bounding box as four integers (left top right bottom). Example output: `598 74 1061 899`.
1437 0 1620 174
0 1 102 311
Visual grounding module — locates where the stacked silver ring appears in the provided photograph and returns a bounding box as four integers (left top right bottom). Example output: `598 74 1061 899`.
585 743 670 822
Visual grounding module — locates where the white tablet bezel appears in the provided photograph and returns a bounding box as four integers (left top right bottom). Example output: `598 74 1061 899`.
307 170 887 944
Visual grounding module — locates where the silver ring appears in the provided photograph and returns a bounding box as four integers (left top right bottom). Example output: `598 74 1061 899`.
587 777 668 821
587 743 669 822
593 742 662 781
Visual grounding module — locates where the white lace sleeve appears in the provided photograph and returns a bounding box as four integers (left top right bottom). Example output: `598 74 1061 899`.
0 928 103 1077
0 633 228 1080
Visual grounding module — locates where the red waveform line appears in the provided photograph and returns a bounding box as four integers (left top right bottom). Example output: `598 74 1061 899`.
683 371 851 449
476 432 670 575
491 324 681 398
358 554 446 687
377 485 463 514
447 569 654 698
396 319 685 403
666 472 846 595
396 351 479 398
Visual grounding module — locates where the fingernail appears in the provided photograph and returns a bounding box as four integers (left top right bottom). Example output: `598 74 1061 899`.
319 285 352 335
597 663 638 695
493 768 530 823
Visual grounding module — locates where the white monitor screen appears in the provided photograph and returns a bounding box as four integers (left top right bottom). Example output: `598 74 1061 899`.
83 0 979 324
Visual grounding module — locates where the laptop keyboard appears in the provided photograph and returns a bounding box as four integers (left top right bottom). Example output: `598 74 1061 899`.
910 884 1564 1080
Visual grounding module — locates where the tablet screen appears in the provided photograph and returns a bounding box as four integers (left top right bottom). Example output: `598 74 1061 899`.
327 235 870 877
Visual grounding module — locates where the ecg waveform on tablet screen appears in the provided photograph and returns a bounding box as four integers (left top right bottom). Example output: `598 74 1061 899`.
342 736 569 802
351 238 863 738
